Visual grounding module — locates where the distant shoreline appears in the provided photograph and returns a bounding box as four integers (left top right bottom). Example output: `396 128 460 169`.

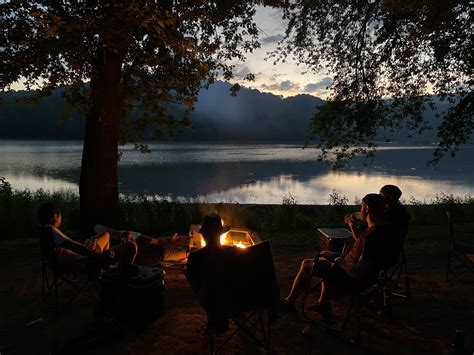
0 138 462 147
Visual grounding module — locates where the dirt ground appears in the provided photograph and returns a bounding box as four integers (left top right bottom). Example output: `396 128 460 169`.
0 239 472 355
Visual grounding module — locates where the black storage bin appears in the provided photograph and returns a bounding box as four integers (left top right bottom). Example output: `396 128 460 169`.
100 265 165 325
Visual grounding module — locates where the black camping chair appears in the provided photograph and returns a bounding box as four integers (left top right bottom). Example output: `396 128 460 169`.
187 240 280 353
301 227 410 343
446 209 474 281
386 245 410 299
301 255 401 343
40 225 101 317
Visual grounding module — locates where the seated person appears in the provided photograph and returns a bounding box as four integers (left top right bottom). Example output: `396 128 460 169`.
38 203 137 273
379 184 411 242
328 184 410 261
185 213 238 333
93 225 188 265
320 202 370 262
281 194 397 314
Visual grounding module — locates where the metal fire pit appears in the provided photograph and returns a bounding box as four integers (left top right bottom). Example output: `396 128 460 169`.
188 224 262 250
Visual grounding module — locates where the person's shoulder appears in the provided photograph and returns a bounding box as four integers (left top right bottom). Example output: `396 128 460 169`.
391 203 410 217
50 226 64 237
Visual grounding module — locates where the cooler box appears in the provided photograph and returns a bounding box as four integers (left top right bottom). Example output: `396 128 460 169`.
317 228 351 253
100 265 165 324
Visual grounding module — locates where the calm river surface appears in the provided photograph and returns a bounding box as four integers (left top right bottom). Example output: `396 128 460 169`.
1 140 473 204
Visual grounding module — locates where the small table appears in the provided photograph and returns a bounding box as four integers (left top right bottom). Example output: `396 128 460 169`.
317 228 352 254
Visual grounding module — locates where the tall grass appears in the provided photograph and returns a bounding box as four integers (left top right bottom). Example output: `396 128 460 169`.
1 177 473 244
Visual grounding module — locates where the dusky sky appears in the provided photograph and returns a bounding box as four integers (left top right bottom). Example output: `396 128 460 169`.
10 5 332 99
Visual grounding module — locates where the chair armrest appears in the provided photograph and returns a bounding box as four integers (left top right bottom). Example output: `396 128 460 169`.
313 253 325 262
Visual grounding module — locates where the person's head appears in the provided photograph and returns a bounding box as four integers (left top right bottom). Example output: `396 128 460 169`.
199 213 230 247
361 193 386 225
37 202 61 227
380 185 402 205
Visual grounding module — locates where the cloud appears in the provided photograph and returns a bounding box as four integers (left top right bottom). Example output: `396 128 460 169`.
304 77 333 92
261 34 285 45
269 72 285 81
260 80 300 91
233 65 252 77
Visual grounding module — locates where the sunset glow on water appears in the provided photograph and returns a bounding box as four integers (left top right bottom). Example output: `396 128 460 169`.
1 140 473 204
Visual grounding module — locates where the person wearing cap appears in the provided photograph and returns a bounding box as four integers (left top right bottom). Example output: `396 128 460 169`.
380 184 410 241
281 193 396 314
185 213 236 334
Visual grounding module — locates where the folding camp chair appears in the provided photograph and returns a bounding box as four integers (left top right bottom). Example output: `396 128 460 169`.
40 226 101 317
188 240 280 353
446 209 474 281
302 228 411 342
301 254 398 343
386 246 410 299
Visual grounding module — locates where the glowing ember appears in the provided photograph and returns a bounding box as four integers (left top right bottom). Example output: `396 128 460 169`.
220 232 227 246
234 241 246 249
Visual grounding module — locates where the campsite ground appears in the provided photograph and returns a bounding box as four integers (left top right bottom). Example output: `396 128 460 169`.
0 232 473 355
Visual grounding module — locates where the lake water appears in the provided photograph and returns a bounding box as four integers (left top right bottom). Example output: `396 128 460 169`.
1 140 473 204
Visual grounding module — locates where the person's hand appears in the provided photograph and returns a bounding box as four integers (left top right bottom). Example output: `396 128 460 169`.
87 238 98 252
344 213 353 225
121 232 135 244
171 233 187 247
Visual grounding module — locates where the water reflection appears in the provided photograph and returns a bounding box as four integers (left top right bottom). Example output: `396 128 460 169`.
1 140 473 204
2 174 78 193
197 172 473 204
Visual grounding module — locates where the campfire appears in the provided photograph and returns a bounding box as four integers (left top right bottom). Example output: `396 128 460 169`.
188 221 261 250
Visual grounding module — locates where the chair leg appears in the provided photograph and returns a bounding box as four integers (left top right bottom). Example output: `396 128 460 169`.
207 327 214 355
404 261 411 298
383 285 392 318
54 274 59 318
267 310 271 351
339 294 356 330
354 313 361 344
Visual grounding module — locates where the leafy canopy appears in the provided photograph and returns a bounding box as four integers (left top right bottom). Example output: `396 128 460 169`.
1 0 280 148
276 0 472 167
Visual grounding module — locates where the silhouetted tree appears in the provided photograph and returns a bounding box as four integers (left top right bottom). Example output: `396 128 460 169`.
276 0 472 167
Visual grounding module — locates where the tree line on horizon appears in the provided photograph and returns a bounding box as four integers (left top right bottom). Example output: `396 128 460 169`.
0 81 454 143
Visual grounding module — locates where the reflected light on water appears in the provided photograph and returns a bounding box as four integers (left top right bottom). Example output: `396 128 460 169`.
3 174 78 193
195 171 473 204
1 141 474 204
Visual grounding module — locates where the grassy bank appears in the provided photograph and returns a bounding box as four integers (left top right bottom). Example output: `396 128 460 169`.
1 178 474 248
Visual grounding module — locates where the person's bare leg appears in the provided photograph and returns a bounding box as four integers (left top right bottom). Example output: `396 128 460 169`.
94 225 122 239
163 248 187 262
94 232 110 252
284 259 313 305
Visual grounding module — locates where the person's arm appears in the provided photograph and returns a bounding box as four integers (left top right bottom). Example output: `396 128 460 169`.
60 239 96 258
348 220 362 242
52 228 96 258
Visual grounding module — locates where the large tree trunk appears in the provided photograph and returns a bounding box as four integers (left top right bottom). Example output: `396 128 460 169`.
79 47 125 233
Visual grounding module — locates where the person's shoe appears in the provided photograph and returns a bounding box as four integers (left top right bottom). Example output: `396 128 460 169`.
306 301 332 315
280 298 296 313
